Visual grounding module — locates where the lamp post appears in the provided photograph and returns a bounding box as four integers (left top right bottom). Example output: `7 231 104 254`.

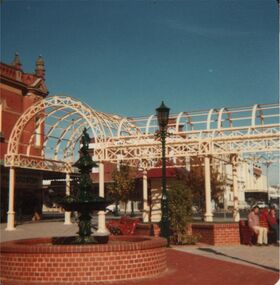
156 101 170 246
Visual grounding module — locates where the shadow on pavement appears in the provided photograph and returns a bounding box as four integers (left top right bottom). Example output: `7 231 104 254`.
198 247 279 273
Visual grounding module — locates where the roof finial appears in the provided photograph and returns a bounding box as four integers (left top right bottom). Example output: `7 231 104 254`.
11 52 22 70
35 55 46 79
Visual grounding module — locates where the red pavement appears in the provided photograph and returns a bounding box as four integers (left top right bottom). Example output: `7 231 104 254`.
113 249 279 285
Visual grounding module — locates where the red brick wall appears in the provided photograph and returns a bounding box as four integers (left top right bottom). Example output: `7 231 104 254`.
191 223 240 246
0 62 47 160
0 236 167 284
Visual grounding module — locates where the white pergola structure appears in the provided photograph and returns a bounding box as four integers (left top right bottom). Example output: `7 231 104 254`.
92 102 280 222
5 96 280 230
4 96 140 231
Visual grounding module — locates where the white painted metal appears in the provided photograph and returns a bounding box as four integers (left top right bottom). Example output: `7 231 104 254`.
64 172 72 225
96 161 109 235
204 156 213 222
231 155 240 222
4 96 280 228
6 167 16 231
7 99 277 172
99 162 105 197
143 169 149 222
5 96 141 172
206 109 214 130
145 115 155 135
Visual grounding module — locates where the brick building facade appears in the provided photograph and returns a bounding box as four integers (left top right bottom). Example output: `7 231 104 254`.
0 53 48 221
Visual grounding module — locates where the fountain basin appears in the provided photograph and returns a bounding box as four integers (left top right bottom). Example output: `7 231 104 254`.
0 236 167 284
57 198 111 212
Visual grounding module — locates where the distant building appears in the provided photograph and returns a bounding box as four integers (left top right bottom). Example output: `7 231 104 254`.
218 161 268 209
0 53 48 221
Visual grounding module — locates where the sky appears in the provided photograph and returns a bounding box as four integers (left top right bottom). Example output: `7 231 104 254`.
1 0 279 184
1 0 279 117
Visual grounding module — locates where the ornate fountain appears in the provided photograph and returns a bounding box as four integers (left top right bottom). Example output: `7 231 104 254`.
54 128 111 244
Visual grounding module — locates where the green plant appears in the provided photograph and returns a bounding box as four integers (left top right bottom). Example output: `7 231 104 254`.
167 183 193 245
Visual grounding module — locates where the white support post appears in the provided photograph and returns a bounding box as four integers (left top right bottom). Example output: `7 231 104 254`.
96 162 109 235
6 167 16 231
204 156 213 222
64 172 72 225
99 161 104 197
231 155 240 222
143 170 149 223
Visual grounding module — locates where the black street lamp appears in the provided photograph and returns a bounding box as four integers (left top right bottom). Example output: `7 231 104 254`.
156 101 170 246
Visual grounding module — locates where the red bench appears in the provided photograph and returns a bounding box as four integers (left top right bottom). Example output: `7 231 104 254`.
239 220 277 245
106 216 140 235
239 220 256 245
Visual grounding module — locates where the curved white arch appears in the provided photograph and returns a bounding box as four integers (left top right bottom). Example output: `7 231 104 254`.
251 104 259 127
217 107 229 129
117 118 128 137
63 121 89 162
54 117 84 160
207 109 214 130
145 115 154 135
176 112 184 132
7 96 141 165
8 96 99 156
217 108 225 129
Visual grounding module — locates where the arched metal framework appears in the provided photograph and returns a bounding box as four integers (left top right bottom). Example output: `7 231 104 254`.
92 103 280 168
4 96 141 172
5 98 280 171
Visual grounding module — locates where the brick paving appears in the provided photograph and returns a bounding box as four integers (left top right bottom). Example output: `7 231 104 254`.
174 243 279 272
114 249 279 285
1 221 279 285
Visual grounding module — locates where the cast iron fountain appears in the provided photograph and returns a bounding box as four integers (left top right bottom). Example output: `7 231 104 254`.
53 128 111 244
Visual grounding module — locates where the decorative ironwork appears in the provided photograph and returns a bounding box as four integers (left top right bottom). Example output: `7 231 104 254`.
4 96 279 173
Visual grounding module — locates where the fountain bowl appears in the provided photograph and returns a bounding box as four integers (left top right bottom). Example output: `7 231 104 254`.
0 235 167 284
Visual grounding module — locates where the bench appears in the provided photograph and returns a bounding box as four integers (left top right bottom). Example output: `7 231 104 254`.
106 216 140 235
239 220 277 245
134 223 154 236
239 220 256 245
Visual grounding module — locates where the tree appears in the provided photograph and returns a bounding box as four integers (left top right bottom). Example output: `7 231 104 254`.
108 163 136 215
177 157 225 212
167 183 193 244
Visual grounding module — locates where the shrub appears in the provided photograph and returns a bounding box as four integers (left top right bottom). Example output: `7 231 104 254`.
168 183 194 244
171 233 201 245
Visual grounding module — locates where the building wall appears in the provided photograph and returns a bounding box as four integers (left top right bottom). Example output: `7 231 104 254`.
0 55 48 221
0 60 48 160
221 161 268 209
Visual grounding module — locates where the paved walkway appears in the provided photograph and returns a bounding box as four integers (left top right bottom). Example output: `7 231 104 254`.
0 221 79 242
173 243 279 272
1 221 279 285
125 249 279 285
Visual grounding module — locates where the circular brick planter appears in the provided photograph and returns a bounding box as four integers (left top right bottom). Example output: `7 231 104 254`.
0 236 167 285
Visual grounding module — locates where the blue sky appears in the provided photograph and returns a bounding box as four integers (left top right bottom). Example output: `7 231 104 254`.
1 0 278 117
1 0 279 184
